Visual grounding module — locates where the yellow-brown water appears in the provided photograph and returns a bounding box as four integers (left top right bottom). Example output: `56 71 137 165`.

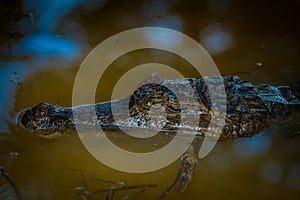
1 0 300 199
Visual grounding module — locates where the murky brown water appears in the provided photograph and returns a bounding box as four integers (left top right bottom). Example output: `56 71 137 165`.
1 0 300 199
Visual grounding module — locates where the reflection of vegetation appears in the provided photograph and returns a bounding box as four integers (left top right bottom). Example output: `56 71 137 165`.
61 146 198 200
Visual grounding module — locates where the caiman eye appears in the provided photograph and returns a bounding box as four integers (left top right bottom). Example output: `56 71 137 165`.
146 99 164 109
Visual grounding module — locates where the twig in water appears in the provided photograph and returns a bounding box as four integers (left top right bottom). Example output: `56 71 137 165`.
156 163 184 200
175 146 198 193
93 184 157 193
157 145 198 199
60 165 89 188
287 131 300 140
0 166 22 200
92 174 125 187
124 186 148 200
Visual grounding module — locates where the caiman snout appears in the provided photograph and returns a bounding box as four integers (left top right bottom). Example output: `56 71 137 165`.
17 103 71 137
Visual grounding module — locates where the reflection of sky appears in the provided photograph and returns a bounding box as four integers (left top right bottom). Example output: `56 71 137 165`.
143 15 183 50
200 24 234 55
143 25 183 49
147 15 183 32
0 0 107 136
23 0 81 31
22 0 106 31
0 62 27 136
15 32 81 61
234 133 271 158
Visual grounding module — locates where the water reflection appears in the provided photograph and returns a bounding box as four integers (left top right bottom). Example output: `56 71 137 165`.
0 0 107 135
22 0 106 31
286 165 300 190
260 160 282 184
0 62 27 134
200 23 234 55
15 32 81 61
143 27 183 49
147 15 183 32
233 133 271 158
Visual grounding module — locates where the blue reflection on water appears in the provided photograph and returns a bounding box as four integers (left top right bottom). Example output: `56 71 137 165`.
200 24 234 55
23 0 81 31
234 133 271 158
0 63 27 135
143 27 182 49
143 16 183 50
15 32 81 61
147 15 183 31
0 0 107 136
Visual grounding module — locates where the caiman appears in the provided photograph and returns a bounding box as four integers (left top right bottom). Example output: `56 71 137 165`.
17 75 300 140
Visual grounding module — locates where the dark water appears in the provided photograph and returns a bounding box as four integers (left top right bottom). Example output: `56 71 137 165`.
1 0 300 199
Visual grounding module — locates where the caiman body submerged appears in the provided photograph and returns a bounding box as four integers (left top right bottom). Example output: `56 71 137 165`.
18 75 300 139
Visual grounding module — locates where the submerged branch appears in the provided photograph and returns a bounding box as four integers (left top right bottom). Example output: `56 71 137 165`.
157 146 198 199
0 166 22 200
93 184 157 193
92 174 125 187
60 165 89 188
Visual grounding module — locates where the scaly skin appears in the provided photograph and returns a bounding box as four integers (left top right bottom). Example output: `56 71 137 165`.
18 75 300 139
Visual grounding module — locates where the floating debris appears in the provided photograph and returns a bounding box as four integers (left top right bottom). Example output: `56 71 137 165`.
74 186 89 200
256 62 263 67
9 152 19 157
9 72 21 85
